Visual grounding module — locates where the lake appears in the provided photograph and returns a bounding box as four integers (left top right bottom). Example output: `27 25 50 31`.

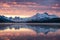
0 23 60 40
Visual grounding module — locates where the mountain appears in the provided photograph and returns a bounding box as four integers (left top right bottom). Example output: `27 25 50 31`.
27 12 60 23
30 12 58 21
30 13 49 21
0 16 14 23
0 12 59 23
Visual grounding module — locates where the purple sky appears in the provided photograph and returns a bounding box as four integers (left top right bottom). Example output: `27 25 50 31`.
0 0 60 17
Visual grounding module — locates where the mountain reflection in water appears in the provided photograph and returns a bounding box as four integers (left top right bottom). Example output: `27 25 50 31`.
0 23 60 40
0 23 59 33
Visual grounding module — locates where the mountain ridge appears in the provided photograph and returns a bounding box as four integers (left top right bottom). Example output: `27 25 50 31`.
0 12 60 23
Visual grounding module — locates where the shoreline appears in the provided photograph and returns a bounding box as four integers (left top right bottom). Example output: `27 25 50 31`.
0 23 60 26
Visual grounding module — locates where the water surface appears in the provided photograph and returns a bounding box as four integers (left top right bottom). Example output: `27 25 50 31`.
0 23 60 33
0 23 60 40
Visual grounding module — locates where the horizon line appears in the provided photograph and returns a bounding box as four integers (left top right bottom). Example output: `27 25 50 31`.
0 12 59 18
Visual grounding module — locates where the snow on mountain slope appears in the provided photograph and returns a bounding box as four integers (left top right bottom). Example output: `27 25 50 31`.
30 12 58 21
2 12 58 22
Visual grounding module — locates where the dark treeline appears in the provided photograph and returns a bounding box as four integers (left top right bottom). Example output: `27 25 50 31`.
0 15 60 23
27 18 60 23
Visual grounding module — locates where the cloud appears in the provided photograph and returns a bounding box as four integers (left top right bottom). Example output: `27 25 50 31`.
0 0 60 17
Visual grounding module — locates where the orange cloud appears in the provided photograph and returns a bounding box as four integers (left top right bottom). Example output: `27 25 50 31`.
0 2 60 17
2 3 10 8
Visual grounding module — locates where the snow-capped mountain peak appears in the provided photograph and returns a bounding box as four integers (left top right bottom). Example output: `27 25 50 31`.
44 12 49 15
32 12 58 18
30 12 58 21
32 13 49 19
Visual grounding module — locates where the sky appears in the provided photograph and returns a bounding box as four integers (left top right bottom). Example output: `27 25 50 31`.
0 0 60 17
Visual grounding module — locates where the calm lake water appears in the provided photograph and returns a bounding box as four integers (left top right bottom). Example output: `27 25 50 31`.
0 23 60 40
0 23 60 33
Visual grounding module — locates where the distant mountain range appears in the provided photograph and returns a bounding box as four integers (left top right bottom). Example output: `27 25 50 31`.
0 16 14 23
0 12 60 23
30 12 58 21
27 12 60 23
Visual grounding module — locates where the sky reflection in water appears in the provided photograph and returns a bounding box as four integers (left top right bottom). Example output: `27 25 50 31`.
0 24 59 33
0 23 60 40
